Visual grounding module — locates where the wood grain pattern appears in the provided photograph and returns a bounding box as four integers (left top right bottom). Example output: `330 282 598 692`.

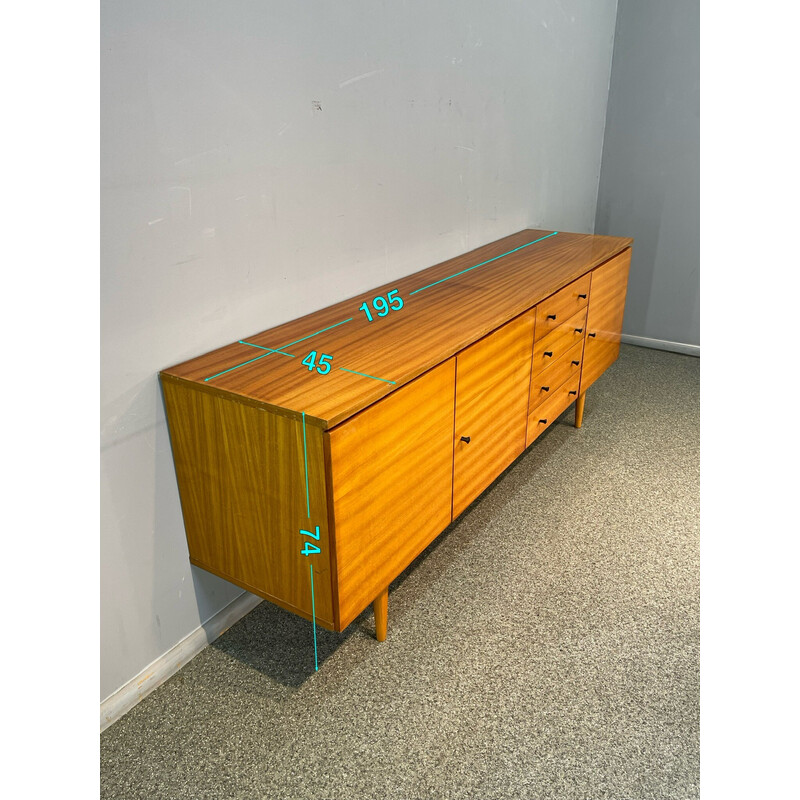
327 360 456 630
452 312 535 518
161 230 632 429
526 371 582 447
534 274 591 341
581 249 632 394
161 376 335 627
531 307 588 376
529 339 584 413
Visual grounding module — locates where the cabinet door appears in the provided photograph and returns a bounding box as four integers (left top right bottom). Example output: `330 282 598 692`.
452 311 535 518
581 249 631 393
327 359 456 630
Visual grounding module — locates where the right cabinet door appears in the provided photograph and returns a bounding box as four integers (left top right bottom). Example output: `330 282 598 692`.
581 249 632 393
452 311 535 518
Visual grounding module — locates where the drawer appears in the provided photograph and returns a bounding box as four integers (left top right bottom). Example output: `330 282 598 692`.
535 274 591 341
452 312 535 519
528 339 584 413
531 306 587 376
526 371 581 447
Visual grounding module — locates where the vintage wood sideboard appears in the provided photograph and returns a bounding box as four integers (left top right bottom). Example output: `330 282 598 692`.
160 229 632 644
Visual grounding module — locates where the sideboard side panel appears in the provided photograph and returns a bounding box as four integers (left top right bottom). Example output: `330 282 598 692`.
161 378 335 627
328 360 456 629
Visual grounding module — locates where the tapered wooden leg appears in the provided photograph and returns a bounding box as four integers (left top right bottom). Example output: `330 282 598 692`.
575 390 586 428
373 587 388 642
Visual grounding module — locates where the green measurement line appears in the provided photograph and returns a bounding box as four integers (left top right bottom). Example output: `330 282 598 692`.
302 412 310 518
310 563 318 671
203 317 352 382
204 235 556 382
238 340 295 357
409 231 558 295
339 367 396 384
204 351 276 382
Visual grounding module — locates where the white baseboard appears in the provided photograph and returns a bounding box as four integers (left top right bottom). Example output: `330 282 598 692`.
100 592 263 732
621 333 699 357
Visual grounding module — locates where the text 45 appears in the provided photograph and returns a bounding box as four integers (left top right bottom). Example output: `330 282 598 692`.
302 351 332 375
359 289 403 322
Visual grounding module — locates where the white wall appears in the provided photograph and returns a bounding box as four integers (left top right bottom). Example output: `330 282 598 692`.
101 0 619 702
595 0 700 349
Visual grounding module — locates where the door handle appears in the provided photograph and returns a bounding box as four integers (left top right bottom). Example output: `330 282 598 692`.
460 436 471 444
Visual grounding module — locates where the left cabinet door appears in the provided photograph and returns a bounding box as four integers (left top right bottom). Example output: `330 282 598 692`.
327 359 456 630
452 311 535 518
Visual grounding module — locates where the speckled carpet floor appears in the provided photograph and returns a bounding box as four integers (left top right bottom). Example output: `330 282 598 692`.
101 344 700 800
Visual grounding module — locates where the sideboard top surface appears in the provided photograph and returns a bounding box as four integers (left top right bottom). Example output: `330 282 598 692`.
161 229 632 429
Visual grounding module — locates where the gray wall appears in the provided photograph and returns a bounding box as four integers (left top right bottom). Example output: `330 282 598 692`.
595 0 700 349
101 0 619 702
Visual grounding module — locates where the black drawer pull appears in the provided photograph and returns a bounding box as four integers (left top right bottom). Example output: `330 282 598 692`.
541 386 550 392
460 436 471 444
539 419 547 425
578 293 587 299
574 328 583 334
572 360 580 366
544 351 553 358
588 332 596 338
547 314 557 320
568 390 577 396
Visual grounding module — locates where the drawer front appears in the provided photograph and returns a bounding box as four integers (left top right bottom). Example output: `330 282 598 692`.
529 339 584 413
328 359 456 630
531 307 587 376
526 371 581 447
534 274 591 341
581 249 631 393
453 311 535 518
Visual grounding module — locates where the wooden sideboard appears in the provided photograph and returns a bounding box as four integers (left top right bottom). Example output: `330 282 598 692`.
160 229 632 644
